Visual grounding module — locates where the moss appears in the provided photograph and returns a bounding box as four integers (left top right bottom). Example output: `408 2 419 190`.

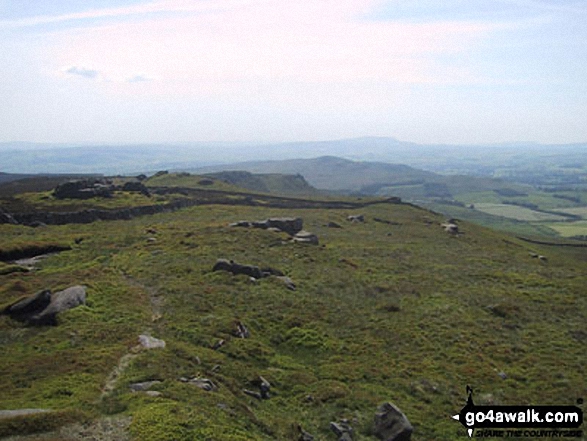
0 409 90 437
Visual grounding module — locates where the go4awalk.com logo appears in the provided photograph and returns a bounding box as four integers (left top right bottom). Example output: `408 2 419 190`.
452 386 584 438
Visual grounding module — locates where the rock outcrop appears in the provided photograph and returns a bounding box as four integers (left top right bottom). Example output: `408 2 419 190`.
230 217 303 235
3 286 86 326
373 402 413 441
53 179 114 199
122 181 150 196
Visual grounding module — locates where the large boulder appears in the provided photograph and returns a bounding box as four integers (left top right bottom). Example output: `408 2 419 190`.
2 289 51 321
28 285 87 326
265 218 303 235
3 286 86 325
373 402 413 441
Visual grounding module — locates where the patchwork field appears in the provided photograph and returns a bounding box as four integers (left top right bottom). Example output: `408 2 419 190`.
471 203 568 222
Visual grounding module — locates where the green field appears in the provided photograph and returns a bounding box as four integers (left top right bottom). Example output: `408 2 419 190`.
472 203 568 222
556 206 587 219
546 221 587 237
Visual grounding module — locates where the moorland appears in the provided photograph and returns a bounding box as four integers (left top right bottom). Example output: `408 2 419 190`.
0 171 585 440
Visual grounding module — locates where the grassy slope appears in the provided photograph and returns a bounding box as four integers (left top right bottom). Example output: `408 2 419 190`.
0 193 586 440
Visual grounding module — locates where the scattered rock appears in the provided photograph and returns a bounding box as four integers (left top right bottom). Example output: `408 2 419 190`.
187 377 218 392
231 217 303 235
243 389 263 400
497 371 508 380
327 221 342 228
276 276 296 291
145 390 162 397
213 259 284 279
330 420 354 440
244 376 271 400
213 259 262 279
298 425 315 440
130 380 162 392
538 255 548 262
234 321 250 339
229 221 251 228
258 376 271 399
529 252 539 258
373 402 413 441
212 339 225 350
138 334 166 349
293 230 319 245
441 223 459 235
347 214 364 223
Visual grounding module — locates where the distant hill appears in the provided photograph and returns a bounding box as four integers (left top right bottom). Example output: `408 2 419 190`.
144 171 319 196
192 156 530 196
204 171 318 195
0 172 35 184
195 156 439 193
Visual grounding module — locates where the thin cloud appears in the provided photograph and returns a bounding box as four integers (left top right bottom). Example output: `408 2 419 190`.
127 75 151 83
65 66 99 79
0 0 236 29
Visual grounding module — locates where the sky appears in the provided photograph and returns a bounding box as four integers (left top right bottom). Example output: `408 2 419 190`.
1 0 586 145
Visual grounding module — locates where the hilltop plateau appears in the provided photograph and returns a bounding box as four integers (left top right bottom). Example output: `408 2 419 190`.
0 173 585 440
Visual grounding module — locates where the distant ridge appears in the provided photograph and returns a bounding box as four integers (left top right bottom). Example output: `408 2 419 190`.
193 156 438 192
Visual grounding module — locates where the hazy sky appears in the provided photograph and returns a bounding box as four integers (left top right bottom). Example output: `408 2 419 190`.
1 0 586 145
